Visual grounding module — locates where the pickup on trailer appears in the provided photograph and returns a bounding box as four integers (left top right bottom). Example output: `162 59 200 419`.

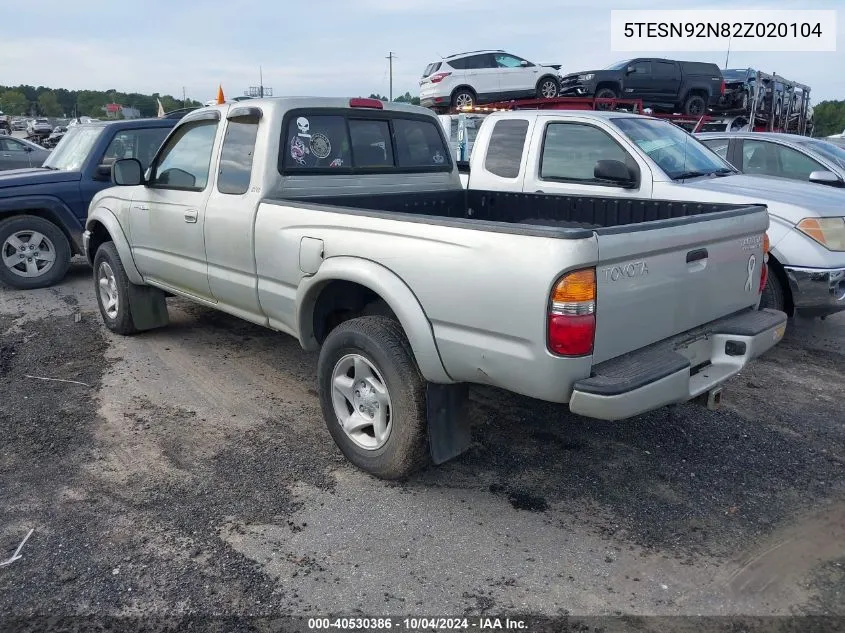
559 58 724 116
0 118 177 289
83 97 786 479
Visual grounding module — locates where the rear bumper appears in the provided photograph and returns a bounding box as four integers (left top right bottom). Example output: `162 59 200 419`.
568 308 787 421
784 266 845 317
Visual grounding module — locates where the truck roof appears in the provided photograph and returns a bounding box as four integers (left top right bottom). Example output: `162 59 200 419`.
481 109 653 122
188 96 433 117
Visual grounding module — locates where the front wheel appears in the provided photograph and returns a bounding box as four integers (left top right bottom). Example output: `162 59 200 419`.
0 215 71 289
759 265 786 312
317 316 430 480
93 242 140 335
594 87 618 110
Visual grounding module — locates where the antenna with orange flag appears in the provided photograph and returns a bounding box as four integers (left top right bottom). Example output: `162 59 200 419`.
216 84 226 105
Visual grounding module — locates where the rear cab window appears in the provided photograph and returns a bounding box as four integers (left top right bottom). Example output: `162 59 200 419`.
279 109 451 174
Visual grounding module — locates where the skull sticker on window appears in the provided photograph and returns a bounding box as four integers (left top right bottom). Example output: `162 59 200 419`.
296 117 311 137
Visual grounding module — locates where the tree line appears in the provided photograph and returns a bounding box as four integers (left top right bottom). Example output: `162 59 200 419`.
2 83 841 136
0 84 202 119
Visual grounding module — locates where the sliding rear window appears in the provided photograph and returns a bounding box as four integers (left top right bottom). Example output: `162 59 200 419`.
279 110 452 174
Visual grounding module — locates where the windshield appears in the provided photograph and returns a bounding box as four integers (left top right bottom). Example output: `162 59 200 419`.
722 69 750 81
604 59 631 70
614 117 735 179
795 139 845 169
42 126 104 171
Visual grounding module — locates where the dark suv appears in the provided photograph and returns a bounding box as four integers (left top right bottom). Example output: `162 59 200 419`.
559 58 724 115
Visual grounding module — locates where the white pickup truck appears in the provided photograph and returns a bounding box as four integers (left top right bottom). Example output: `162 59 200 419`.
459 110 845 319
83 98 786 479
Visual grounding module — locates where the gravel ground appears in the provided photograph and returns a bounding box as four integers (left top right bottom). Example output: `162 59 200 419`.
1 262 844 628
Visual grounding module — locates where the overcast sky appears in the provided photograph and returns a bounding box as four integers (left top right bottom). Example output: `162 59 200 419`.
3 0 843 104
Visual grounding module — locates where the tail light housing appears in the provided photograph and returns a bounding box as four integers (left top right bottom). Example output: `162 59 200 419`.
429 72 452 84
759 232 770 293
720 80 726 95
548 268 596 356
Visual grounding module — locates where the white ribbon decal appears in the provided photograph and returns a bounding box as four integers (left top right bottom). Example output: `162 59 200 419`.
745 254 756 292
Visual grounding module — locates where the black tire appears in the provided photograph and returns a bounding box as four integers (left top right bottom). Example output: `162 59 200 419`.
0 215 71 289
536 76 559 99
93 241 139 335
759 264 786 312
684 94 707 115
594 87 618 110
317 316 429 480
451 88 475 109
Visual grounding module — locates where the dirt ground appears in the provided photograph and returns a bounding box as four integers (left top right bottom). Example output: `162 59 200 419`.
1 260 844 627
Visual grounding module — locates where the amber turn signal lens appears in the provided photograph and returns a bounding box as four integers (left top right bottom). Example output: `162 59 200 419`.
552 269 596 303
763 232 770 254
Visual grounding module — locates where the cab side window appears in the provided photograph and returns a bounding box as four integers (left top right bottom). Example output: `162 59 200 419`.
150 120 218 191
484 119 529 179
540 122 629 183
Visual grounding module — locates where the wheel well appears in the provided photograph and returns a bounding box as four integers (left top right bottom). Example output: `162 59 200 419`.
450 85 477 100
595 82 619 94
684 88 709 101
312 280 398 344
767 254 794 316
537 74 558 87
85 221 113 265
1 209 79 255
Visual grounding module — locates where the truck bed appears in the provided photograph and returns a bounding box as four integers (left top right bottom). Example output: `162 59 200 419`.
272 189 761 234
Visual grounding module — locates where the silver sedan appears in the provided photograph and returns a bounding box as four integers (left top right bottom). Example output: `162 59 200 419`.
0 136 51 170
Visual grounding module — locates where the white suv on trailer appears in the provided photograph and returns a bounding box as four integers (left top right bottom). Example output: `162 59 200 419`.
419 49 562 111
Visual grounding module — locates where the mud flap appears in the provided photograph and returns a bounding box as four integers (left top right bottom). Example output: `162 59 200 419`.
127 283 169 331
426 382 471 465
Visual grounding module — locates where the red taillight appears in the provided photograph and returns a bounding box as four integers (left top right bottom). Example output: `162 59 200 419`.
547 268 596 356
349 98 383 109
759 232 770 293
429 72 452 84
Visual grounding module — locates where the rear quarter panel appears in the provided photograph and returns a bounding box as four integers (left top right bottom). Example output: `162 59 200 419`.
254 201 597 401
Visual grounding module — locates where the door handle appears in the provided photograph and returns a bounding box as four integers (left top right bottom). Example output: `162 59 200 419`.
184 209 198 223
133 204 149 211
686 248 708 263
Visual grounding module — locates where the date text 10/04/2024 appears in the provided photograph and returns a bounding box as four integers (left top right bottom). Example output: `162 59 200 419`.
307 617 529 630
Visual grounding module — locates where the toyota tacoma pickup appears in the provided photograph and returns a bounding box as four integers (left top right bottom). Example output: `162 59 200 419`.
0 118 176 289
461 110 845 319
83 97 786 479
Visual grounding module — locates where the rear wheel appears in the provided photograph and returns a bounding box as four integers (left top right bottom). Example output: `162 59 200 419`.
0 215 71 289
537 77 559 99
451 89 475 109
317 316 430 480
684 94 707 115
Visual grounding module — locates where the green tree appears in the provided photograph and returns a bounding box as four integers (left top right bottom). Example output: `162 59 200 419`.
37 90 63 117
393 91 420 105
0 90 29 115
812 100 845 137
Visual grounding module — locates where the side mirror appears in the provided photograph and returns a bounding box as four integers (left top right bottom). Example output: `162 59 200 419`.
595 159 637 187
519 60 529 67
626 66 635 74
808 170 843 186
112 158 144 186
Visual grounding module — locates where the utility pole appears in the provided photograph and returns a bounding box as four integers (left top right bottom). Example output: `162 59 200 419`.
260 66 264 98
724 36 732 69
386 52 396 101
182 86 186 108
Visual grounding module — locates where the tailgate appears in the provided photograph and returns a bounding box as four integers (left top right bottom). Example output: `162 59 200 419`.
591 207 769 364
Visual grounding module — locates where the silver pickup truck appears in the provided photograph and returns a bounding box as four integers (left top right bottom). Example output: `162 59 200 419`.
83 97 786 479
